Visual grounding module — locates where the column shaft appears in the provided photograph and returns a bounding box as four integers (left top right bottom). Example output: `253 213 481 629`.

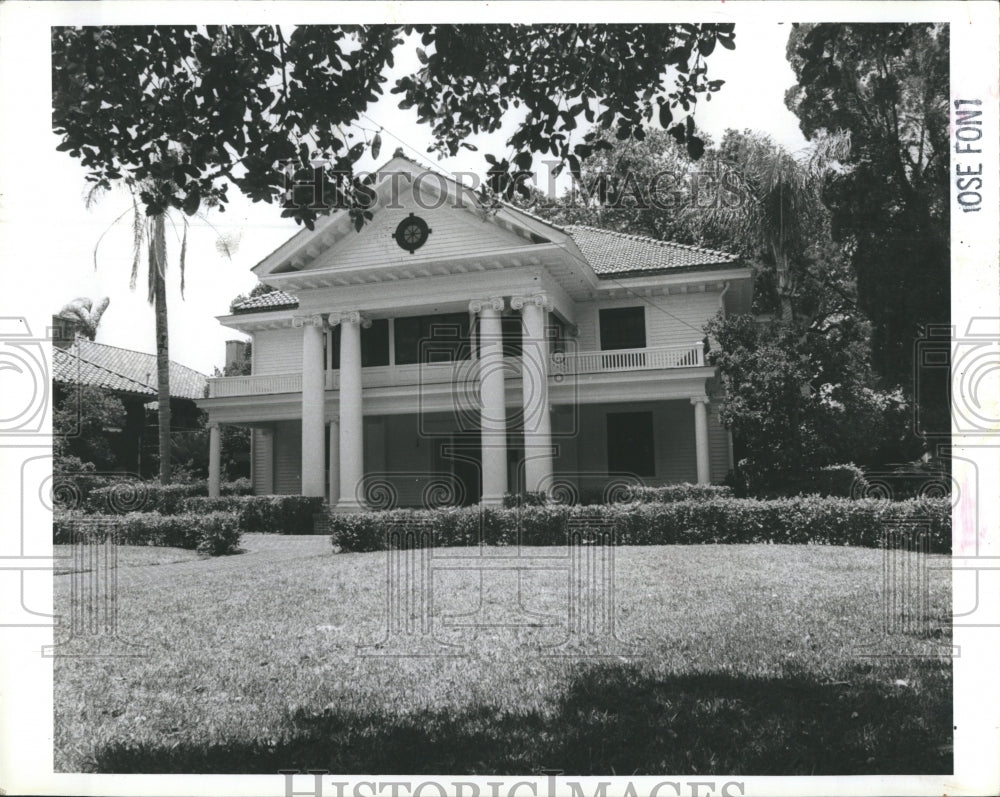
518 298 553 493
475 299 508 505
328 418 340 506
300 318 326 497
208 423 221 498
693 398 711 484
337 315 365 511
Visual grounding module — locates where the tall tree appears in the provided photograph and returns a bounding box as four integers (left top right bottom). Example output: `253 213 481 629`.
785 23 949 429
707 129 851 322
523 126 737 249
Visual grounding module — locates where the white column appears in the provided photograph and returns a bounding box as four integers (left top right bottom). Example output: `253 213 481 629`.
692 397 711 484
512 293 554 494
336 311 365 511
471 297 508 506
208 422 221 498
296 314 327 497
328 418 340 506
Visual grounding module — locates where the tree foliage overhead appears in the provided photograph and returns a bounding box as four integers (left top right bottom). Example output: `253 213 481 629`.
785 23 949 392
52 24 733 229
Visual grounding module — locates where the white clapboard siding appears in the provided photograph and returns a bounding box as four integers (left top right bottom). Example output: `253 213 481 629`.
253 327 303 377
708 403 732 483
307 199 535 273
272 420 302 494
575 292 720 353
252 427 275 495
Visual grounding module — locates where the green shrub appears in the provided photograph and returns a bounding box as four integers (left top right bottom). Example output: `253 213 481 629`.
628 483 734 503
330 497 950 554
85 480 256 515
182 495 326 534
734 464 868 498
54 510 241 555
502 491 548 508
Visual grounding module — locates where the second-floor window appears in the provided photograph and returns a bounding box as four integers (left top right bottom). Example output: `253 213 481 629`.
599 306 646 351
327 319 391 369
394 312 471 365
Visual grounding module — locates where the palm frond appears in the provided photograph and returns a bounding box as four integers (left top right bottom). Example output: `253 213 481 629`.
92 207 134 272
179 218 188 299
84 182 108 210
130 194 144 291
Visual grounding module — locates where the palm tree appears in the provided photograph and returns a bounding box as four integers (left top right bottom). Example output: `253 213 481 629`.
701 130 851 323
55 296 110 341
92 175 192 485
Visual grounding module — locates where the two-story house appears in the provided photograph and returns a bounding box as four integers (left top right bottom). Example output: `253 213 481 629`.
198 155 752 510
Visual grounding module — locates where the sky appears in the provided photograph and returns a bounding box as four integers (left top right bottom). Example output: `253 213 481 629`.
3 18 810 378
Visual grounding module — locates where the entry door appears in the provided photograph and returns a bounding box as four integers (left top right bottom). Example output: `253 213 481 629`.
432 433 481 506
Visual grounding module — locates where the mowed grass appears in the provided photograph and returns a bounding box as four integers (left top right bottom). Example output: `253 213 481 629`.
54 534 952 775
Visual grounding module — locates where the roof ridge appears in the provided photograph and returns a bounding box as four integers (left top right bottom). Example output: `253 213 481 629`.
74 339 208 379
57 348 156 395
564 224 736 260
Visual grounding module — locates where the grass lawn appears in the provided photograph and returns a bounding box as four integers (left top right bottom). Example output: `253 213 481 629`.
54 534 952 775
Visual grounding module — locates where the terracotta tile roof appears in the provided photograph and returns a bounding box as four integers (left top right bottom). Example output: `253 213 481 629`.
53 340 207 401
565 225 739 276
231 290 299 313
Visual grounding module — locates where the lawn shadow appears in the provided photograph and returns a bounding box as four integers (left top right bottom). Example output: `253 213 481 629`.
87 658 951 775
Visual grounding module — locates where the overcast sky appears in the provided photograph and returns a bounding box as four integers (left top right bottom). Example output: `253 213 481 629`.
4 18 810 377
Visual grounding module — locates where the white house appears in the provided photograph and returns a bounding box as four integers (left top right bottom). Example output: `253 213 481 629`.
198 155 753 510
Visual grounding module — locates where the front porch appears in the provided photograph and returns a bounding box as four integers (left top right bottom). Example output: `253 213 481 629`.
206 395 732 510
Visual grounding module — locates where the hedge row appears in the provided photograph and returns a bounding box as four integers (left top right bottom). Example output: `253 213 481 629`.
627 483 734 502
182 496 326 534
52 472 252 509
733 464 868 499
78 479 252 515
53 511 241 556
330 497 950 554
502 483 734 508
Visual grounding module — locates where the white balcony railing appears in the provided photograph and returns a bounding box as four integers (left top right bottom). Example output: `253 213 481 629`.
550 342 703 375
207 372 302 398
205 343 705 398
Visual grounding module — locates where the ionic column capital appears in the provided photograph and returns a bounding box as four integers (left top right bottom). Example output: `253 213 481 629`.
207 421 220 431
333 310 370 328
510 293 553 312
469 297 505 314
690 396 710 406
292 313 325 329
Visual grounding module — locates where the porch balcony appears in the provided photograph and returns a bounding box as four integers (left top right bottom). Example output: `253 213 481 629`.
205 341 705 399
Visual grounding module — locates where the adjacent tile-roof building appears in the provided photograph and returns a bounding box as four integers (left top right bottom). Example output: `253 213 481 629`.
53 339 208 401
565 225 739 277
230 290 299 314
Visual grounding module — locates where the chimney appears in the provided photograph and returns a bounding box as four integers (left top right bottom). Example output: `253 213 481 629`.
225 339 249 372
51 315 75 350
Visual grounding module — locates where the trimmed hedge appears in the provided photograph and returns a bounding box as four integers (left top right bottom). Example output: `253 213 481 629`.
502 492 548 508
182 496 326 534
83 479 253 515
330 497 950 554
628 483 734 503
53 510 241 556
736 464 868 499
503 484 733 507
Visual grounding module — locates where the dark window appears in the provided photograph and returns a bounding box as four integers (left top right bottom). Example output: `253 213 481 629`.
362 319 390 367
548 315 568 355
328 318 391 369
606 411 655 476
501 316 523 358
599 306 646 351
394 312 471 365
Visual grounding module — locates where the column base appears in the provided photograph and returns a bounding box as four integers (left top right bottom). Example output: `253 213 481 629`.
330 499 367 514
479 494 506 508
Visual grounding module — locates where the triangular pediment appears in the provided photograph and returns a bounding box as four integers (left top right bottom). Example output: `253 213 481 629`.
256 156 562 279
